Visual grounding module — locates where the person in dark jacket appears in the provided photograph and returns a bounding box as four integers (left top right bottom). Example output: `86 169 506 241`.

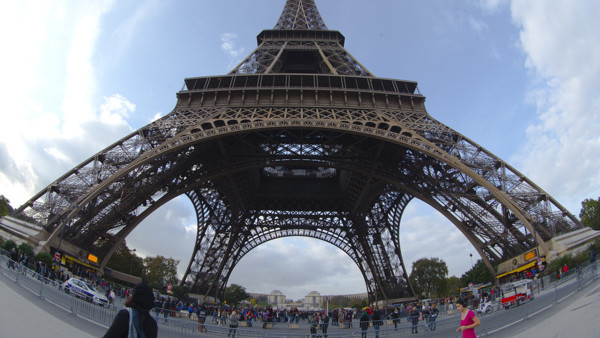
103 282 158 338
372 308 383 338
359 311 370 338
410 306 420 334
321 312 330 337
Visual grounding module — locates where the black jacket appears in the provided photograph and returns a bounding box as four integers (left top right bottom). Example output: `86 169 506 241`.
103 309 158 338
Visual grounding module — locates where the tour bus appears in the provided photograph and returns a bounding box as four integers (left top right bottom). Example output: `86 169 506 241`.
500 279 534 309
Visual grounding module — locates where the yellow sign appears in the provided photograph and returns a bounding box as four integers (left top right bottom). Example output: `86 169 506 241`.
523 249 537 262
87 254 98 263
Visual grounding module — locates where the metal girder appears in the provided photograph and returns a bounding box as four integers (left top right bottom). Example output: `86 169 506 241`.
274 0 328 30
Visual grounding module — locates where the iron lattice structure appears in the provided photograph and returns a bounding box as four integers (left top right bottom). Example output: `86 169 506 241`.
13 0 581 303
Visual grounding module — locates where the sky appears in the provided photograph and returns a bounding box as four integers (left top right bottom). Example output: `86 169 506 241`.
1 0 600 301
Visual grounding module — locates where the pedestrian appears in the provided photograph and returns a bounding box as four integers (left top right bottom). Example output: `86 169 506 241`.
372 307 382 338
153 298 161 321
162 299 169 322
308 313 319 337
359 310 370 338
422 305 430 329
456 299 480 338
228 310 240 338
103 282 158 338
410 305 420 334
392 307 400 331
429 304 439 331
197 305 207 332
321 312 329 337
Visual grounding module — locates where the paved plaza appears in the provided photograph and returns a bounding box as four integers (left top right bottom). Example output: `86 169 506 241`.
1 268 599 338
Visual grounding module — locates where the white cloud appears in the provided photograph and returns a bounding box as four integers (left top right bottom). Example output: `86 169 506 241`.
468 15 488 36
221 32 244 63
99 94 136 125
0 0 137 207
110 0 162 62
126 196 198 276
476 0 509 13
400 201 474 278
229 237 365 300
510 0 600 212
150 112 164 123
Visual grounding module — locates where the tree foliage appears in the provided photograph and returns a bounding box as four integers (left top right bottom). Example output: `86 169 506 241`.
224 284 249 306
409 257 448 299
105 241 144 277
348 298 367 310
0 195 13 216
172 285 190 302
328 295 350 308
445 276 462 297
580 197 600 230
3 239 17 252
460 259 494 286
36 252 53 266
18 243 34 257
143 255 179 291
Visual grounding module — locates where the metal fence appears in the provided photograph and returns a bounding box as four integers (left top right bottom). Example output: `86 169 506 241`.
1 251 599 337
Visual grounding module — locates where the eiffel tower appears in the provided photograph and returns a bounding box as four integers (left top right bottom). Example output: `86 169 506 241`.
10 0 582 304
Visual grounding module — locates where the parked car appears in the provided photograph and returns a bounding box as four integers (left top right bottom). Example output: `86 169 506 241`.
63 277 108 306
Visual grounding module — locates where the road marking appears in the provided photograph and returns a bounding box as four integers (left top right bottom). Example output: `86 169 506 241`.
487 290 577 335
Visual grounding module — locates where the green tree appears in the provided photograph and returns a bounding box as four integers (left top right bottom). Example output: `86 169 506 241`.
328 295 350 308
348 298 367 310
444 276 462 297
172 285 190 302
409 257 448 299
143 255 179 291
3 239 17 252
106 241 144 277
36 252 53 266
0 195 13 216
460 260 494 286
18 243 34 257
544 254 575 278
224 284 250 306
580 197 600 230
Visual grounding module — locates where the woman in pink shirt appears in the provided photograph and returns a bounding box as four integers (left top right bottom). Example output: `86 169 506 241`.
456 299 480 338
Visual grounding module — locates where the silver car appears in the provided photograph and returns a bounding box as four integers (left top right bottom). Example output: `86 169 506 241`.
63 277 109 306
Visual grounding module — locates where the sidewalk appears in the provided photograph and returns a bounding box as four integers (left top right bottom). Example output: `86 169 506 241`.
490 278 600 337
519 282 600 337
0 272 107 337
2 268 599 337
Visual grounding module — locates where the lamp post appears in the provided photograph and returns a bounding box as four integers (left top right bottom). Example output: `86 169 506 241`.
129 248 136 274
470 253 474 269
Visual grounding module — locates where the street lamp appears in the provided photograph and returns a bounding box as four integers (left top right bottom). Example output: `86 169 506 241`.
470 253 474 269
129 248 136 274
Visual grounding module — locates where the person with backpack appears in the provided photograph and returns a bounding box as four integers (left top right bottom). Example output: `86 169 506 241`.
103 283 158 338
